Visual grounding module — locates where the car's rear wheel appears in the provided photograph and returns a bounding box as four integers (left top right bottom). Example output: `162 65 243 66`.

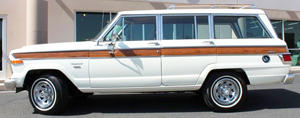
29 74 69 114
202 71 247 112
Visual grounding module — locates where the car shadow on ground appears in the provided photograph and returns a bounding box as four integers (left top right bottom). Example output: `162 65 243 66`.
56 89 300 116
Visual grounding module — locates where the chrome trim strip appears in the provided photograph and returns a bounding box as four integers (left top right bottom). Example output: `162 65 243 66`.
162 45 286 48
89 56 161 59
161 54 216 57
217 45 286 47
216 54 277 56
19 57 89 60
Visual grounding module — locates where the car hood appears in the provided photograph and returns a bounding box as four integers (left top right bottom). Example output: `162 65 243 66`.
11 41 95 54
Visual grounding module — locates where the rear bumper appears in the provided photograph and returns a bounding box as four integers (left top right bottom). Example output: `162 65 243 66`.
4 79 16 90
283 73 295 84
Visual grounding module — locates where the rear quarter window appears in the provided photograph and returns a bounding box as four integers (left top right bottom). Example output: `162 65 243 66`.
214 16 271 39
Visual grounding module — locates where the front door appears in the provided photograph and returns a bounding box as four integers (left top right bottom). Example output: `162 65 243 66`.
0 16 7 79
89 15 161 88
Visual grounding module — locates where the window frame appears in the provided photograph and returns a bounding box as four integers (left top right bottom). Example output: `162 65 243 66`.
211 14 274 39
196 15 212 39
160 14 211 40
102 14 159 42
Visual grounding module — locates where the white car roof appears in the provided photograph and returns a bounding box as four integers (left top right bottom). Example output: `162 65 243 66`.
119 9 266 15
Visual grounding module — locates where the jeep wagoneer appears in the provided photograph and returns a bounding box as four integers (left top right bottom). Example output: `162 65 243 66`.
5 4 295 114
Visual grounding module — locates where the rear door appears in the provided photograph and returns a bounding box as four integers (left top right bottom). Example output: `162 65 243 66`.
212 15 288 85
161 15 217 86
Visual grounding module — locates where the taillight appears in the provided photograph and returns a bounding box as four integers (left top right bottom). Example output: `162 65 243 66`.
278 53 292 64
283 54 292 61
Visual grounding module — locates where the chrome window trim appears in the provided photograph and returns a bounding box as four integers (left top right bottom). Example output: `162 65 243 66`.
101 15 159 42
160 14 210 40
195 15 211 40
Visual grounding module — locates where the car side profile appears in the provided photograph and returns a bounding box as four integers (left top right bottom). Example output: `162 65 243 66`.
5 4 295 114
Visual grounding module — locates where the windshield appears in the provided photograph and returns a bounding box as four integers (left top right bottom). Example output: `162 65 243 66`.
92 14 118 41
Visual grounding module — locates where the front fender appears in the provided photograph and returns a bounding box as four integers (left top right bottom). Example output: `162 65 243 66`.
11 59 90 90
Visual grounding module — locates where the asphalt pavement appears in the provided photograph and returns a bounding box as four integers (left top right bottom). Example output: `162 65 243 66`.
0 74 300 118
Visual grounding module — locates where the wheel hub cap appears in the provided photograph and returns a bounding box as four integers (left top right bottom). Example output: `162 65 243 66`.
212 77 241 106
32 80 55 109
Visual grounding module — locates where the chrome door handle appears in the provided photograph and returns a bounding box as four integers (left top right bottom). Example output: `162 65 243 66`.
147 42 160 46
267 51 276 53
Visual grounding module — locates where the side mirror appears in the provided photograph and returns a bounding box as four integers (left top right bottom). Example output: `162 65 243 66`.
109 30 119 54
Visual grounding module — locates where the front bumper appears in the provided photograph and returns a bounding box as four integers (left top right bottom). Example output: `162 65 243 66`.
4 79 16 90
283 73 295 84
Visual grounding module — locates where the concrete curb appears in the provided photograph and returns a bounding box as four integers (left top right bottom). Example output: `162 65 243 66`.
291 67 300 74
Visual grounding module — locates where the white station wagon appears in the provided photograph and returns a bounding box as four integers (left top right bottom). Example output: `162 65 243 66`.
5 4 295 114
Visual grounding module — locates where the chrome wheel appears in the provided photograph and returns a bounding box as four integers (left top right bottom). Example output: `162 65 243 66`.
211 76 242 108
31 78 56 111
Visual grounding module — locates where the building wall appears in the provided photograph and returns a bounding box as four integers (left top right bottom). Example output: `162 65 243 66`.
0 0 27 77
47 0 300 43
47 0 172 43
148 0 300 11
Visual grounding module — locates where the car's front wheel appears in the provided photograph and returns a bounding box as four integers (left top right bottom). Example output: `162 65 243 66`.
29 74 69 114
202 71 247 112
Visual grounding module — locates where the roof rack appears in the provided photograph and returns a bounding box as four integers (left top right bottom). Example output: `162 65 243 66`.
167 4 257 10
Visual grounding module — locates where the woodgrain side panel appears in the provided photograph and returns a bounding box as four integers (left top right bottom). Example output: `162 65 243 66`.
162 47 217 56
89 49 160 57
13 51 89 59
13 46 288 59
217 46 287 54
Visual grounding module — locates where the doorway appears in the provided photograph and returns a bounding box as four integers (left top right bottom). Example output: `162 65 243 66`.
0 15 7 79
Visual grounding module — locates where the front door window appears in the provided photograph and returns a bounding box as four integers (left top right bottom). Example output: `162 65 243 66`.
104 16 157 41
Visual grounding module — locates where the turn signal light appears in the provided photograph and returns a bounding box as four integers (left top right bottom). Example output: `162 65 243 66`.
11 60 23 64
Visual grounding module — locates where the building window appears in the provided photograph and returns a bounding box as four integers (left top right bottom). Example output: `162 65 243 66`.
285 21 300 66
284 21 300 49
271 20 283 39
76 12 116 41
271 20 300 66
0 19 2 70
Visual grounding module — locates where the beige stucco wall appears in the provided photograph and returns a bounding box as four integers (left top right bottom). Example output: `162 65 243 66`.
0 0 27 77
47 0 300 43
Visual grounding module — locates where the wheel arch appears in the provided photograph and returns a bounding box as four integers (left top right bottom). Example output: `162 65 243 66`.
198 68 250 91
22 69 82 96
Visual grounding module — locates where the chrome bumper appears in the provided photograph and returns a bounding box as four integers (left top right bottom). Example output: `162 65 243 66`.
283 73 295 84
4 79 16 90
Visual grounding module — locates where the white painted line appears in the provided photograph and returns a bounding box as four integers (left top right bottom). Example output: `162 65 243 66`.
0 91 15 94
